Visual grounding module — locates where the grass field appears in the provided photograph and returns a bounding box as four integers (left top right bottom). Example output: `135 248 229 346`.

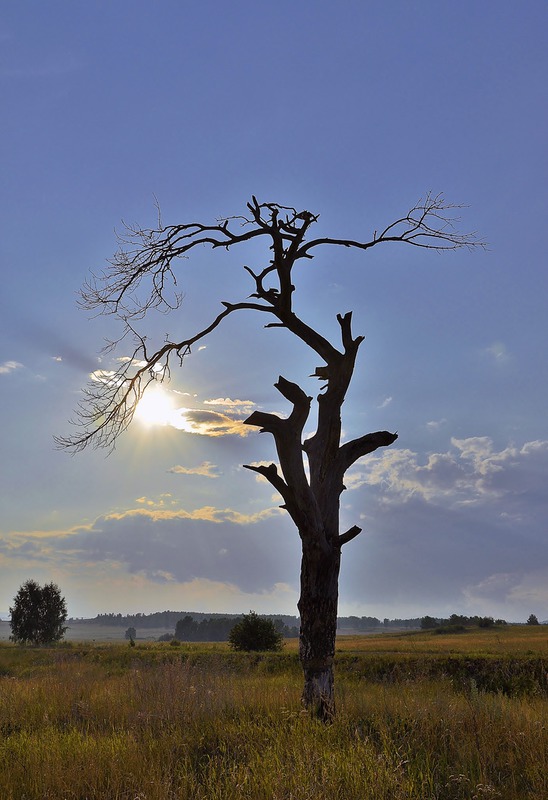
0 620 173 643
0 626 546 799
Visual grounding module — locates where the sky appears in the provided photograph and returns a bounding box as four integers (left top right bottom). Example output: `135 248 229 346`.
1 1 547 623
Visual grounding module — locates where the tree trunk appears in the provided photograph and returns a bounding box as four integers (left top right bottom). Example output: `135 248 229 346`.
298 538 341 722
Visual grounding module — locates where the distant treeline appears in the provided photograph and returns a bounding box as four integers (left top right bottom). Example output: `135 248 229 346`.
71 611 300 629
337 616 421 631
69 610 423 633
420 613 507 631
171 615 299 642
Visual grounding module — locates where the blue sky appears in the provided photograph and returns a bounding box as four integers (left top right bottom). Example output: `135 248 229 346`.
1 2 547 621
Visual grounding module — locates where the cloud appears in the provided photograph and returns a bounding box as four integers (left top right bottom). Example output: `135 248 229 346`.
170 408 252 437
89 369 121 386
482 342 510 363
83 374 253 437
0 360 23 375
377 396 393 409
168 462 221 478
426 418 447 431
462 570 548 618
4 432 547 621
116 357 148 368
203 397 256 411
1 504 295 596
340 436 548 618
348 437 548 508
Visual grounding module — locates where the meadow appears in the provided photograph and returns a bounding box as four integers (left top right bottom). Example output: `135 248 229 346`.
0 626 546 799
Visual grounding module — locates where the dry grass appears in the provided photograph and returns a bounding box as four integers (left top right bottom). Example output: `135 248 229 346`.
0 628 546 799
334 625 548 656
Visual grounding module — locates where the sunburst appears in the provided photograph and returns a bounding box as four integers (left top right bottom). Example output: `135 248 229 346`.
134 386 175 427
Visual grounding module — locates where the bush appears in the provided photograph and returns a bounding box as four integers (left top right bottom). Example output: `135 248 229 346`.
228 611 284 652
9 580 67 645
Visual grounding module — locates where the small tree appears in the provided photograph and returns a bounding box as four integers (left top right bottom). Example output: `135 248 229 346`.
229 611 284 652
526 614 539 626
125 626 137 640
10 580 68 645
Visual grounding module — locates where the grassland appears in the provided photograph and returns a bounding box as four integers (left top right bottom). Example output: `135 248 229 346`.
0 626 546 799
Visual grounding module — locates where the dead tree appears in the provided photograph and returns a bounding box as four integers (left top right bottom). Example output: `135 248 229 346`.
58 193 483 720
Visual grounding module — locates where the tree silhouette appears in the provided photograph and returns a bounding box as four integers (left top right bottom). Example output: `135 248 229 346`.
59 194 483 719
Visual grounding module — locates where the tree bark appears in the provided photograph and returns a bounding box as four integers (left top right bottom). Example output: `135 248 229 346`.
298 538 341 721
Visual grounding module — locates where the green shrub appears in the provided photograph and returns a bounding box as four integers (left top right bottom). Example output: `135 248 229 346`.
228 611 284 652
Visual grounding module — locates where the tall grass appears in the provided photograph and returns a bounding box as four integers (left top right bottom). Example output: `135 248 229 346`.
0 632 546 799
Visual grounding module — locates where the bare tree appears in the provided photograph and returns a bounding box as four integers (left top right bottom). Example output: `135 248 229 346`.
58 193 483 720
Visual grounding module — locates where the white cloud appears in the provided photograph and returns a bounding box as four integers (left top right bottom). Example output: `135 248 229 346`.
483 342 510 362
168 462 221 478
377 396 393 409
170 407 252 437
203 397 255 410
0 360 23 375
348 437 548 508
116 356 149 368
426 418 446 431
89 369 121 385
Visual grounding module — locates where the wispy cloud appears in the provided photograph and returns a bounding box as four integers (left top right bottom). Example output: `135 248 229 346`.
0 360 23 375
204 397 255 409
482 342 510 363
377 396 393 409
168 461 221 478
170 408 252 437
115 356 148 367
426 418 447 431
89 369 120 385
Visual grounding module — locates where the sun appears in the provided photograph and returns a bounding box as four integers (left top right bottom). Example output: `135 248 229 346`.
134 386 175 427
